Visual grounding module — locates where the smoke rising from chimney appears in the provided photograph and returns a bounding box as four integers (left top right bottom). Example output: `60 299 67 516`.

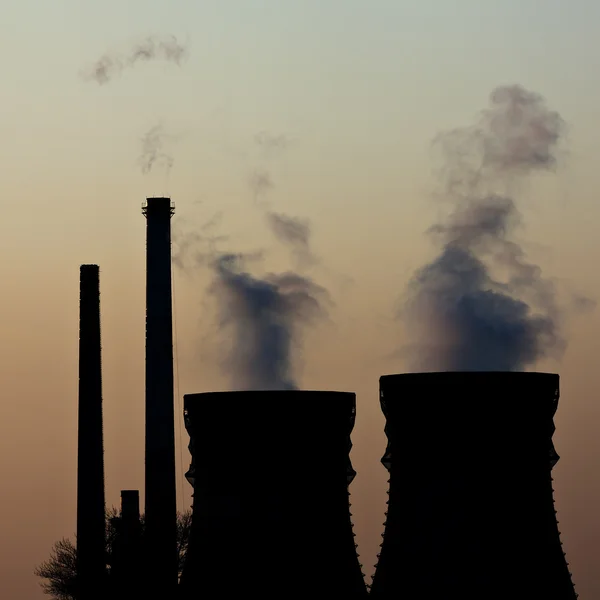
81 35 188 84
174 147 326 389
173 215 327 390
209 253 328 390
138 123 175 175
172 129 327 390
401 84 580 371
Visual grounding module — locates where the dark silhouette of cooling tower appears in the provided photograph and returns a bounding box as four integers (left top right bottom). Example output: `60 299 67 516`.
369 372 578 600
142 197 178 595
179 390 368 598
76 264 106 599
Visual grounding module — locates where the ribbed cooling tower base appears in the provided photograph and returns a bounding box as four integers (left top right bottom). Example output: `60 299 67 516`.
179 390 368 599
370 372 577 600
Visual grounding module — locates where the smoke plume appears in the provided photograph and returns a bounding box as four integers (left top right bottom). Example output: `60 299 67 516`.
172 209 327 390
138 123 174 175
401 84 571 371
81 35 188 84
209 253 328 390
172 130 326 390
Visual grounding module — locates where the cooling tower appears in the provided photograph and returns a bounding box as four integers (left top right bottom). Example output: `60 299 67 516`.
369 372 578 600
178 390 368 599
76 264 106 600
142 197 178 595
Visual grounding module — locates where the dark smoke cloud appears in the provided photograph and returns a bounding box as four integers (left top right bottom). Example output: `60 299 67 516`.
209 253 329 390
401 84 581 371
81 35 188 84
172 210 327 390
138 123 175 175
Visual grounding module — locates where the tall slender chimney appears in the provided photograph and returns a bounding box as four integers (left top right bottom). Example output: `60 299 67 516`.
142 197 178 594
76 264 106 600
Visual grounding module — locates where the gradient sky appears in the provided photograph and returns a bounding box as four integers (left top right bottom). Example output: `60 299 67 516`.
2 1 600 597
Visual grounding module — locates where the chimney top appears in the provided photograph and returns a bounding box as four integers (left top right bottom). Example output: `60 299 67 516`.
141 197 175 217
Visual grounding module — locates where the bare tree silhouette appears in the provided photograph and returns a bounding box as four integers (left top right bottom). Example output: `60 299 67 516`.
34 508 191 600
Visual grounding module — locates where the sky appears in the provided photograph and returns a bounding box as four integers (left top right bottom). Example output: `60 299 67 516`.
2 0 600 597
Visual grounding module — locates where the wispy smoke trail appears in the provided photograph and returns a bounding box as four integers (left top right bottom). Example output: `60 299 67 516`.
138 123 174 175
254 131 289 156
209 253 328 390
248 131 288 201
248 132 316 265
172 211 226 270
249 169 273 203
401 84 572 371
266 212 316 266
267 212 310 249
81 35 188 84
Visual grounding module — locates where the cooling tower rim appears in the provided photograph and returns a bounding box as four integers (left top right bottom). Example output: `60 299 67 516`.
184 389 355 402
379 371 560 419
380 371 558 383
183 390 356 413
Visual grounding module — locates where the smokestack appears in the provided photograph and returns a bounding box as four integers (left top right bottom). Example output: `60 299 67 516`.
370 372 577 600
111 490 143 600
76 264 106 600
121 489 140 523
179 390 368 598
142 197 178 594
